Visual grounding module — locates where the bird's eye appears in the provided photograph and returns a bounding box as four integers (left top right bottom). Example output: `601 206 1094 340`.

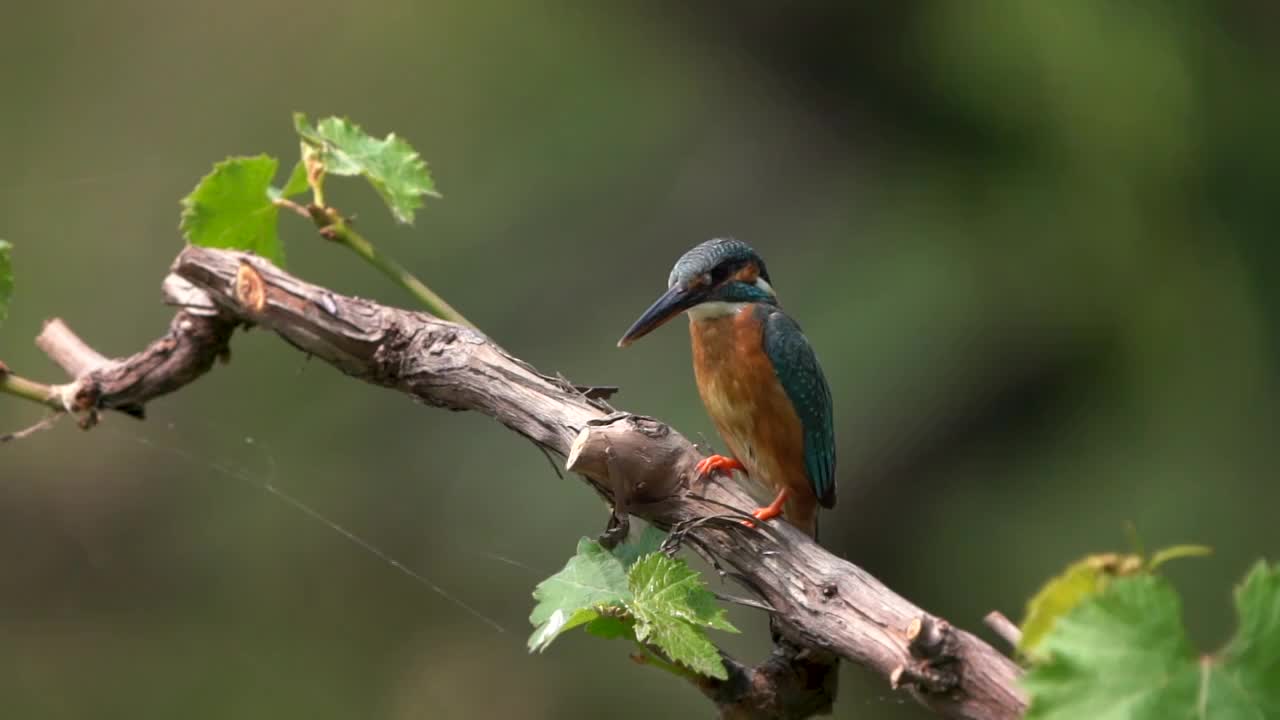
699 272 712 286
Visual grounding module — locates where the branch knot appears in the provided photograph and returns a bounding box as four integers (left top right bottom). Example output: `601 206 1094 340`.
892 614 962 695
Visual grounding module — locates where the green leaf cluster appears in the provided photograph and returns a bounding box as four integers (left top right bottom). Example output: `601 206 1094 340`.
1023 561 1280 719
0 240 11 326
179 114 439 264
528 532 738 680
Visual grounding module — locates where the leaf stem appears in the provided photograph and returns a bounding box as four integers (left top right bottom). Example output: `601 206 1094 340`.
325 219 473 327
273 198 473 328
631 642 703 683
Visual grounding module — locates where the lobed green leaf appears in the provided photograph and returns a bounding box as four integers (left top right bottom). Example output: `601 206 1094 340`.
631 607 727 680
293 113 438 224
628 553 738 633
527 538 631 652
624 553 736 680
526 537 739 681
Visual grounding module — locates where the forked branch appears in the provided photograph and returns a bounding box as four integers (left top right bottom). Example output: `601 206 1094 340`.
6 246 1026 720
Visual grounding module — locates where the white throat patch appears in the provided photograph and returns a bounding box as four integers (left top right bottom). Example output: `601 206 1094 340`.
688 302 748 321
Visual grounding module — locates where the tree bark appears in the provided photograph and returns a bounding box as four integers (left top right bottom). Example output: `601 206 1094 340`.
19 246 1027 720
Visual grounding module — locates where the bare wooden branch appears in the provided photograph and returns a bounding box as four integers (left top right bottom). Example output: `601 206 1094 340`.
984 611 1023 650
564 418 1024 718
11 246 1027 720
31 309 236 423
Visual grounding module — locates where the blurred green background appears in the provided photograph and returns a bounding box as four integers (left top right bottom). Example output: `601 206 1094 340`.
2 2 1277 718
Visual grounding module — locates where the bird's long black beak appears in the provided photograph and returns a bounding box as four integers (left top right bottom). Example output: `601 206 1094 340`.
617 284 703 348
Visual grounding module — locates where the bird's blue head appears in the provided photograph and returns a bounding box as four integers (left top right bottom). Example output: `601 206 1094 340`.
618 238 776 347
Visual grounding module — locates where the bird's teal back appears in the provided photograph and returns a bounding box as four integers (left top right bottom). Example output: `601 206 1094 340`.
760 306 836 508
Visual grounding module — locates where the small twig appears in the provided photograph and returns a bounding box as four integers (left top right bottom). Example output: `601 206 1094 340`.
0 365 65 411
984 611 1023 650
0 412 63 442
271 197 312 220
36 319 109 377
535 444 565 480
712 590 776 613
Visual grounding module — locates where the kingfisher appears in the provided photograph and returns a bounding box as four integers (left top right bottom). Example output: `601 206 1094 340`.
617 238 835 536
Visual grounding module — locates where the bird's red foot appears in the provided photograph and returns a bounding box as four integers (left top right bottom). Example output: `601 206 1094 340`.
694 454 745 482
741 489 788 528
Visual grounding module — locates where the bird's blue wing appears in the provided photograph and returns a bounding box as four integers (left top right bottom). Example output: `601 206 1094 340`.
761 308 836 507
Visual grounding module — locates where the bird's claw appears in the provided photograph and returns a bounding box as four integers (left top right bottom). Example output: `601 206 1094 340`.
694 454 745 482
739 489 788 528
740 504 784 528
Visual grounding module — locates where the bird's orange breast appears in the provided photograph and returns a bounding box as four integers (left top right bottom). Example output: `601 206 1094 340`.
689 308 810 502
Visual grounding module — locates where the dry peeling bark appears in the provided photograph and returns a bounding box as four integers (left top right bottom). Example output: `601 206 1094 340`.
18 246 1026 720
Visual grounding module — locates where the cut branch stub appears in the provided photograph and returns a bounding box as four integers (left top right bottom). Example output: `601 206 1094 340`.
983 611 1023 650
37 319 110 377
894 614 962 695
234 261 268 315
566 414 694 511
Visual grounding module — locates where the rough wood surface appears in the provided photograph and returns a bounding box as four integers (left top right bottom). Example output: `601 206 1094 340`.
26 246 1027 719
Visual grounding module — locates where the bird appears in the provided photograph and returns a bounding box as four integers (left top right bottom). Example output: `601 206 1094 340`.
617 238 835 537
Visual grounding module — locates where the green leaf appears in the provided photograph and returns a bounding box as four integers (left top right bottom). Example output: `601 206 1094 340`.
528 607 599 653
628 553 738 633
1023 563 1280 719
525 537 738 680
528 538 631 651
0 240 12 326
1020 547 1212 656
293 113 438 224
611 524 668 568
1019 555 1124 656
625 553 737 680
269 160 310 201
180 155 285 266
632 609 727 680
1023 576 1196 719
